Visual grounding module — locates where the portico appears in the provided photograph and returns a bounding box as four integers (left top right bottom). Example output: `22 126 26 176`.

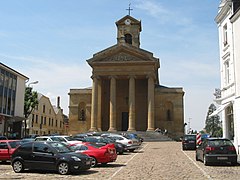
88 72 156 132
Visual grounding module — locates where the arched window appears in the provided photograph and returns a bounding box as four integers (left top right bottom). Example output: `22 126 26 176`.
78 102 86 121
165 102 173 121
125 34 132 44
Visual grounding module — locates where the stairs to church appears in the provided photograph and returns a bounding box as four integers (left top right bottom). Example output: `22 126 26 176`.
136 131 173 142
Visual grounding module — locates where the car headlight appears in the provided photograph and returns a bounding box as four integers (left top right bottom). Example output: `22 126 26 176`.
71 156 81 161
117 144 122 148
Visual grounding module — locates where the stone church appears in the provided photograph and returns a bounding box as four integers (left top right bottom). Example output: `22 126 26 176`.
68 15 184 139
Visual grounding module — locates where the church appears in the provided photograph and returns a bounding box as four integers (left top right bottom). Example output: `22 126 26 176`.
68 14 185 139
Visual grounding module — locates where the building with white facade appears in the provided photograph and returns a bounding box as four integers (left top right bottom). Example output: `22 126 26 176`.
0 63 28 139
27 95 68 135
215 0 240 153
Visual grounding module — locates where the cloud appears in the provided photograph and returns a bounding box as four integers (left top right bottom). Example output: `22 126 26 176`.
135 0 193 26
135 1 170 18
1 54 92 115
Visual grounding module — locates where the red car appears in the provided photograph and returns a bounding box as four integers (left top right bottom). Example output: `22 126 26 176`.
0 140 21 162
68 142 117 167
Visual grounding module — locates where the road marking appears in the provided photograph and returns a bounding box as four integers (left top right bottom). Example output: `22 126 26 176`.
108 143 149 180
182 150 213 180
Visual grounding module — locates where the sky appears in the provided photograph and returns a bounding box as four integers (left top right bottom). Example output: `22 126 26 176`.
0 0 221 131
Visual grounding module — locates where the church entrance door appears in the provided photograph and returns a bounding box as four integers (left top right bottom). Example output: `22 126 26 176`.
122 112 129 131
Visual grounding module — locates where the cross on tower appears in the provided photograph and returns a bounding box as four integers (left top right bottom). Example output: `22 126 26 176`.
126 3 133 16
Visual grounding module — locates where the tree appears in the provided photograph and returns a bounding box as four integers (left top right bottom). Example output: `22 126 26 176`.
24 86 38 137
204 103 222 137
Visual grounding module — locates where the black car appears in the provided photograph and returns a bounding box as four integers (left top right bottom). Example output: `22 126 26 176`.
196 138 237 166
182 134 196 150
0 136 7 140
11 141 92 175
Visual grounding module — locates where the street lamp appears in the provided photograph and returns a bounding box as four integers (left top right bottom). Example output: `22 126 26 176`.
28 81 39 87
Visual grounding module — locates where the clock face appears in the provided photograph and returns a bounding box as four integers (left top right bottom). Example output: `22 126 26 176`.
124 19 131 25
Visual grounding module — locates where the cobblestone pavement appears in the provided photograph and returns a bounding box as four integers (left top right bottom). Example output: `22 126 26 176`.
0 141 240 180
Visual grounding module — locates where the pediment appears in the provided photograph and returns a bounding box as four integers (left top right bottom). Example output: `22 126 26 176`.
87 44 158 64
98 52 150 62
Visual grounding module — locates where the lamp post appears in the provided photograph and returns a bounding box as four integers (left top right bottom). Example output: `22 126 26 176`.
28 81 39 87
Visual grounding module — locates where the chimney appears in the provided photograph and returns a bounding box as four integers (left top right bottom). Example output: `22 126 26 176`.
57 96 60 108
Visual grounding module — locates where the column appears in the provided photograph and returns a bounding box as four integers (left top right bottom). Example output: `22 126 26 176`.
89 76 98 131
97 80 102 131
128 76 136 131
147 75 155 131
109 76 117 131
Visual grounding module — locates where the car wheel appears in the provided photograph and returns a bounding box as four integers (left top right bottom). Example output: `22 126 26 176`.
231 160 238 166
58 162 69 175
91 157 98 167
119 151 124 155
195 153 199 161
203 155 209 166
12 160 24 173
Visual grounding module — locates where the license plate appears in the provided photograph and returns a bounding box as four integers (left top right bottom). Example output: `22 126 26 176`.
189 141 195 143
217 157 228 160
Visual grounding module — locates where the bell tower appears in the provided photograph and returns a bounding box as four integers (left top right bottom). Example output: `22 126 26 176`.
115 15 142 48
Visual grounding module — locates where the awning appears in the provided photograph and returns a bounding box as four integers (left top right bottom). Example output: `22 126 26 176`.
209 102 231 117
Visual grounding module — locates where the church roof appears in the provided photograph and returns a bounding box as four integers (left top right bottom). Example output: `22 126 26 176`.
87 43 159 65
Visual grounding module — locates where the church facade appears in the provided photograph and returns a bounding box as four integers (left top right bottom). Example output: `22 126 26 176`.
68 15 185 139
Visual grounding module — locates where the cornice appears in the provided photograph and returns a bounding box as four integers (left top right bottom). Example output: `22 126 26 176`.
230 8 240 23
215 2 232 24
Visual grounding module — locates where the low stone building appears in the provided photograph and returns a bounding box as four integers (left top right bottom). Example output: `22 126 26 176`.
69 15 184 139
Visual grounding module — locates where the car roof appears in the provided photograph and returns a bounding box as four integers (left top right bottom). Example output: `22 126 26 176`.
206 138 230 141
0 140 20 142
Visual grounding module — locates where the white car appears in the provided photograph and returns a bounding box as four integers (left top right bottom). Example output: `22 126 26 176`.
101 133 140 152
34 136 60 141
53 135 81 144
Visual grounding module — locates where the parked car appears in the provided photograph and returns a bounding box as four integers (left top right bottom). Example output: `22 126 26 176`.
73 133 90 141
0 136 8 140
122 133 143 145
81 136 125 155
11 141 92 175
34 136 63 142
52 135 81 144
0 140 21 162
68 142 117 167
196 138 237 166
182 134 196 150
101 133 140 152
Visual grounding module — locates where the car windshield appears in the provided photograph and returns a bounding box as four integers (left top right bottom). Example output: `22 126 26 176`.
184 135 196 140
9 141 21 148
51 137 63 141
84 137 98 142
208 139 233 147
64 136 75 141
50 142 72 153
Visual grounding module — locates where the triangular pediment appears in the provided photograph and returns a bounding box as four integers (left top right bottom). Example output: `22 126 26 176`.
98 52 150 62
87 44 158 64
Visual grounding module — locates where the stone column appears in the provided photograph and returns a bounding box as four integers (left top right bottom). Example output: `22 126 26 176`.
147 75 155 131
109 76 117 131
89 76 98 131
128 76 136 131
97 80 102 131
